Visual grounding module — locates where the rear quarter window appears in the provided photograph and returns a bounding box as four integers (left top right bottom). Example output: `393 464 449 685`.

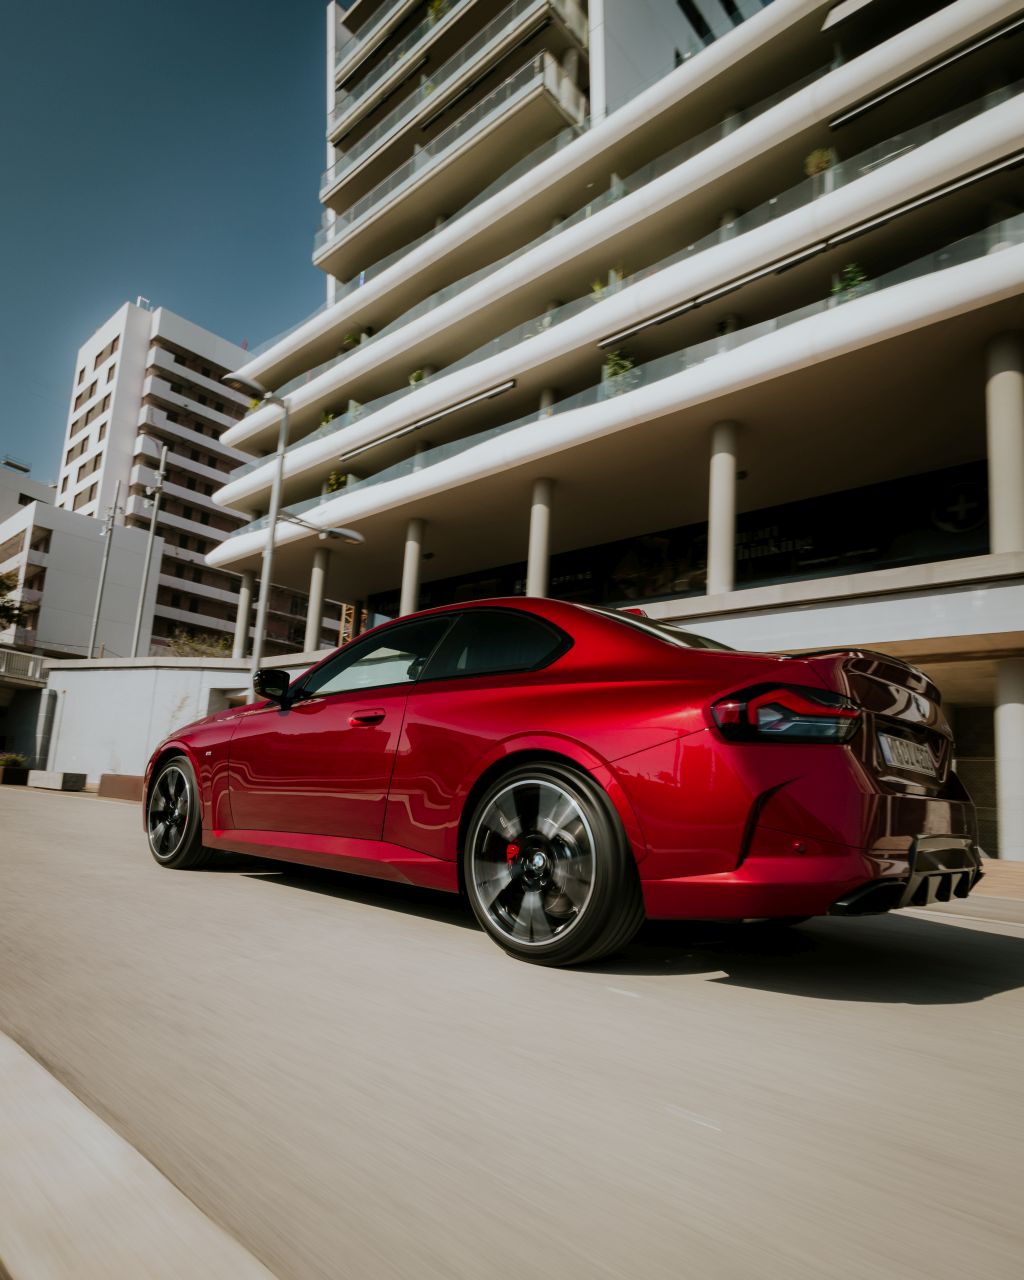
422 609 569 680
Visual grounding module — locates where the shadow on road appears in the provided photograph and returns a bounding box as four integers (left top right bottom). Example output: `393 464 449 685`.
204 855 1023 1004
594 914 1024 1004
207 855 479 931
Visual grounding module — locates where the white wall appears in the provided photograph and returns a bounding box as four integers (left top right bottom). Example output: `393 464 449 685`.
0 465 51 524
43 653 319 783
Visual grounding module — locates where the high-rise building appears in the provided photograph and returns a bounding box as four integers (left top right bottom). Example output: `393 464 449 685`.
208 0 1024 856
56 301 343 655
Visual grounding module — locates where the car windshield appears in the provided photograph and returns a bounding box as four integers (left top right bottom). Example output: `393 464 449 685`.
584 605 733 651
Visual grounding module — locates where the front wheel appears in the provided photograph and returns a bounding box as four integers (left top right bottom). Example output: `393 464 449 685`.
147 756 213 869
464 763 644 966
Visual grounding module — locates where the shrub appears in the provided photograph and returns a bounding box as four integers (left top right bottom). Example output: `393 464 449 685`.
831 263 869 297
0 752 26 768
804 147 835 178
164 629 233 658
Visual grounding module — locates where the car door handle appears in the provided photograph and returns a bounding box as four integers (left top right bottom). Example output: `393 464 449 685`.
349 709 386 726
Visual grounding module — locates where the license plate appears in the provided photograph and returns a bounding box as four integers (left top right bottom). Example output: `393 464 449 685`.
878 733 937 777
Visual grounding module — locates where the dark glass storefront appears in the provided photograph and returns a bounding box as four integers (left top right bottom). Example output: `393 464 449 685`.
369 462 989 618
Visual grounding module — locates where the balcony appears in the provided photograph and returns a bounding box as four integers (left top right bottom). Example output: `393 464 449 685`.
157 573 239 607
130 464 245 519
125 496 238 543
223 77 1024 475
326 0 588 178
152 601 235 633
322 0 586 207
142 375 238 432
222 213 1024 551
134 434 233 487
146 346 249 409
0 647 45 685
334 0 422 84
137 408 250 466
313 52 587 281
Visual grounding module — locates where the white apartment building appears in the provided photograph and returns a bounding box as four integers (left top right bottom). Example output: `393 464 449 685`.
0 456 52 523
208 0 1024 856
0 493 156 660
55 301 344 655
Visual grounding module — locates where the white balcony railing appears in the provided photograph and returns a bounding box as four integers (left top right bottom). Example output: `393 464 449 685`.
0 647 45 683
315 53 585 253
230 213 1024 541
323 0 587 196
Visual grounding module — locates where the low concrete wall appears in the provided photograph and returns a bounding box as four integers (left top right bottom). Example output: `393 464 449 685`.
41 653 324 786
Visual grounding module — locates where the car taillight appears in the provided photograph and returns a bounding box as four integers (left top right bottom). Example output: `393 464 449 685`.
710 684 861 743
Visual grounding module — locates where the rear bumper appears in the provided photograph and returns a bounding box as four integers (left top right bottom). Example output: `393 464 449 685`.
829 836 983 915
640 834 983 921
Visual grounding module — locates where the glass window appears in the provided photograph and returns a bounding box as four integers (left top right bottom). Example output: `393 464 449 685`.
301 617 452 698
422 609 568 681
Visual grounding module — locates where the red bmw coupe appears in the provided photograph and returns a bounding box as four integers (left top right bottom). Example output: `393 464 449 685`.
144 598 981 965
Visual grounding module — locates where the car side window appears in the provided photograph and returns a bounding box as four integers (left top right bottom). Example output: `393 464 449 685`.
300 617 453 698
421 609 568 681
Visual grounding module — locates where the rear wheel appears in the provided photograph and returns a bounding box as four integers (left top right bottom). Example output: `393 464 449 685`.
147 756 213 869
464 763 644 966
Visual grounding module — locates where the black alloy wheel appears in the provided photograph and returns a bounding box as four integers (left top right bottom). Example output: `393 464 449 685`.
147 756 212 869
465 762 644 966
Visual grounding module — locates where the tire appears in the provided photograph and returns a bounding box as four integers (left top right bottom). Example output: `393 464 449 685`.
146 756 214 870
464 762 644 966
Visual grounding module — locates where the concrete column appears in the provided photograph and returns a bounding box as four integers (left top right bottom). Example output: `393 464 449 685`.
399 518 425 616
526 478 554 597
707 421 738 596
995 659 1024 860
986 334 1024 553
231 570 255 660
538 388 555 417
718 208 740 242
303 547 329 651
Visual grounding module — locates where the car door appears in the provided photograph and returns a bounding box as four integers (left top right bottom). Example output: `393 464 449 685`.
227 616 454 840
384 608 572 858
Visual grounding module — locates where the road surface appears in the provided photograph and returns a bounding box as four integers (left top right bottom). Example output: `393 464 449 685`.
1 786 1022 1279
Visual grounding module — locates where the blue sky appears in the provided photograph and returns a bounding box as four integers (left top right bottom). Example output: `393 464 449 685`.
0 0 334 483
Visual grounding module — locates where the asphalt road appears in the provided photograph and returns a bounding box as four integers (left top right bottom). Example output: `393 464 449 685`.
2 787 1022 1280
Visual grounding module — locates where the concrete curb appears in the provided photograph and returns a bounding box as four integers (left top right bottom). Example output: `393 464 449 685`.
0 1034 277 1280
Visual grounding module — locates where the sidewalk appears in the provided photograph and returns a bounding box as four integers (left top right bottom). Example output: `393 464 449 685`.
0 1034 276 1280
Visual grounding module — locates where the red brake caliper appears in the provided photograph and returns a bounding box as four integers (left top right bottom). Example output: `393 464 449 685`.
506 842 521 865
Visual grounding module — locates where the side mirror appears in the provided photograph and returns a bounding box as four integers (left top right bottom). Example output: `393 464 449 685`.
253 668 291 705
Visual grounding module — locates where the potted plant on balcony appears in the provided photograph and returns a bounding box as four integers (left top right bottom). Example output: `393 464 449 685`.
427 0 448 25
325 470 348 494
340 331 361 351
804 146 837 196
0 753 29 786
320 410 336 427
830 263 870 303
408 368 426 385
601 349 640 396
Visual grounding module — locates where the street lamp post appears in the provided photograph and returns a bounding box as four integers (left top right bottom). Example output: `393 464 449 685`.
221 374 290 684
87 480 123 659
222 372 367 693
130 442 168 658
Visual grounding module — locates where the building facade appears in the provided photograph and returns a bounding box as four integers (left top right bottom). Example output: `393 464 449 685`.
208 0 1024 856
55 301 344 656
0 493 157 660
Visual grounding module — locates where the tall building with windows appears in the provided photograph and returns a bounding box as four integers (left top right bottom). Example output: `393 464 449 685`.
209 0 1024 856
56 301 343 655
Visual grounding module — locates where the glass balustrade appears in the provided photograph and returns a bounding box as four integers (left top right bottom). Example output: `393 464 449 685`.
231 76 1020 483
224 212 1024 541
323 0 586 195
